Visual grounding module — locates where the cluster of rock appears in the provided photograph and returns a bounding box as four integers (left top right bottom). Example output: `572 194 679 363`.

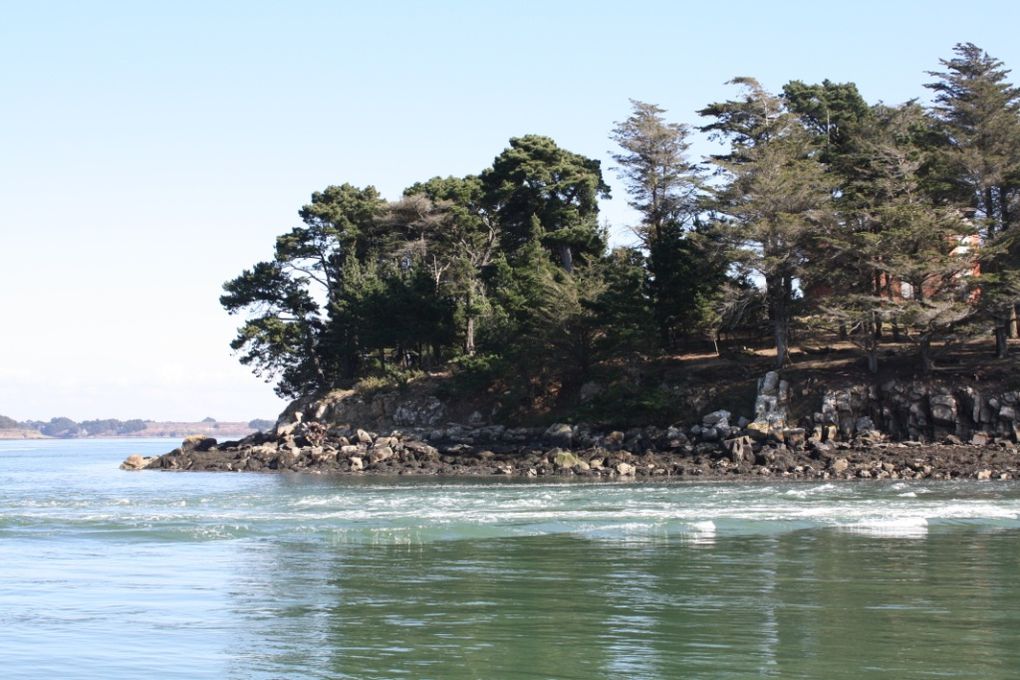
124 372 1020 481
812 379 1020 445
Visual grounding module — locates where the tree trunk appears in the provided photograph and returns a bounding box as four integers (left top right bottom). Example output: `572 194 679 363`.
863 314 879 374
867 350 878 374
994 316 1009 359
919 336 935 374
774 315 790 368
465 315 476 356
557 244 574 273
767 273 792 368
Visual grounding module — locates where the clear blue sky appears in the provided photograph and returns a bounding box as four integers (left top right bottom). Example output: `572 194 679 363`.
2 0 1018 421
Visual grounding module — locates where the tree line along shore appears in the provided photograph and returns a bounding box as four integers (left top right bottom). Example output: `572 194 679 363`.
0 415 274 440
218 42 1019 438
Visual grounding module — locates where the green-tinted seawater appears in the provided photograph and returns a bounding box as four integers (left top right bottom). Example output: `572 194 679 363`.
2 439 1019 678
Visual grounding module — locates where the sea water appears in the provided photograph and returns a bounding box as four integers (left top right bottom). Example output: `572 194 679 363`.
2 438 1019 678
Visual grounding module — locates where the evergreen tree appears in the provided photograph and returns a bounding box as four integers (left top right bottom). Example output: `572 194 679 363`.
809 103 978 372
401 176 499 355
700 78 834 367
610 100 721 349
221 184 387 395
482 135 610 272
782 80 871 159
925 43 1020 356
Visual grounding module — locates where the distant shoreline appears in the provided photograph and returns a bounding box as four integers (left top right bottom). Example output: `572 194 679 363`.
0 429 49 440
0 421 263 441
0 431 258 441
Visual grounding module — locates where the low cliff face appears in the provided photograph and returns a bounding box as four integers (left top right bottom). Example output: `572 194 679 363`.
276 387 450 434
274 371 1020 448
811 380 1020 445
133 368 1020 480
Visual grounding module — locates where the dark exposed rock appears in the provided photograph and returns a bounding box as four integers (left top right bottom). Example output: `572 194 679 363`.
129 371 1020 481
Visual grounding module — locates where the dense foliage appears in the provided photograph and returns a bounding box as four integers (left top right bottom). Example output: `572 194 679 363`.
225 44 1020 401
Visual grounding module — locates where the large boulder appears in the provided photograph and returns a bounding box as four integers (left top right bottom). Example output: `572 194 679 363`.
723 436 754 464
368 446 394 465
181 435 217 452
550 449 582 469
543 423 574 448
702 410 731 429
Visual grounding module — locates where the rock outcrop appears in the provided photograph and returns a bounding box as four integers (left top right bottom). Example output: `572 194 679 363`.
130 371 1020 481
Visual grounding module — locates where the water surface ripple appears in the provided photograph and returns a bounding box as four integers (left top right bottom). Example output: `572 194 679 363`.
2 439 1019 678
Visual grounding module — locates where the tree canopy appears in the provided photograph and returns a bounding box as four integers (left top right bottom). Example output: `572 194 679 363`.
224 43 1020 404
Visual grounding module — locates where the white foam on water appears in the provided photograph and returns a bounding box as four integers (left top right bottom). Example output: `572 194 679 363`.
689 520 716 534
842 517 929 538
782 483 838 498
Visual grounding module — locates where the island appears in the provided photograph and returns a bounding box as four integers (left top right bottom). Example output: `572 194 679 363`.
130 42 1020 480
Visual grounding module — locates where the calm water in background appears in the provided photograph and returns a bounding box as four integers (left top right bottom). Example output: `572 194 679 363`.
2 438 1020 679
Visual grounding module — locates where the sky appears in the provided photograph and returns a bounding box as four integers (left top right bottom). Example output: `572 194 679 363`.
2 0 1019 422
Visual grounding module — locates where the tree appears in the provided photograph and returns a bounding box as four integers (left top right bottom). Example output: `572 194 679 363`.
925 43 1020 357
401 175 499 355
809 103 978 372
41 417 81 438
782 79 871 157
700 78 834 367
221 260 327 397
0 414 19 429
611 100 701 239
482 135 610 272
248 418 275 431
222 184 387 396
610 100 722 349
589 246 656 357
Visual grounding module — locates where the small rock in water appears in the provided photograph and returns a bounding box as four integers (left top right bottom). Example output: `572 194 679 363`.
120 454 153 471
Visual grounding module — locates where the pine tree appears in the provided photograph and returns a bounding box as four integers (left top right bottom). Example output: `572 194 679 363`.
700 78 834 367
925 43 1020 357
481 135 610 272
809 103 979 372
610 100 722 349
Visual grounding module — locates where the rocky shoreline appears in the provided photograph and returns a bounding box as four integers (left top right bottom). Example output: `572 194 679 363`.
124 371 1020 481
123 428 1019 482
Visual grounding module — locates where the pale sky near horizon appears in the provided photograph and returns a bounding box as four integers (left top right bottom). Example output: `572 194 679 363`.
2 1 1018 422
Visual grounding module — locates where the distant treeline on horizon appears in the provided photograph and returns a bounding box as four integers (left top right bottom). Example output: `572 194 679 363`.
0 415 275 438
